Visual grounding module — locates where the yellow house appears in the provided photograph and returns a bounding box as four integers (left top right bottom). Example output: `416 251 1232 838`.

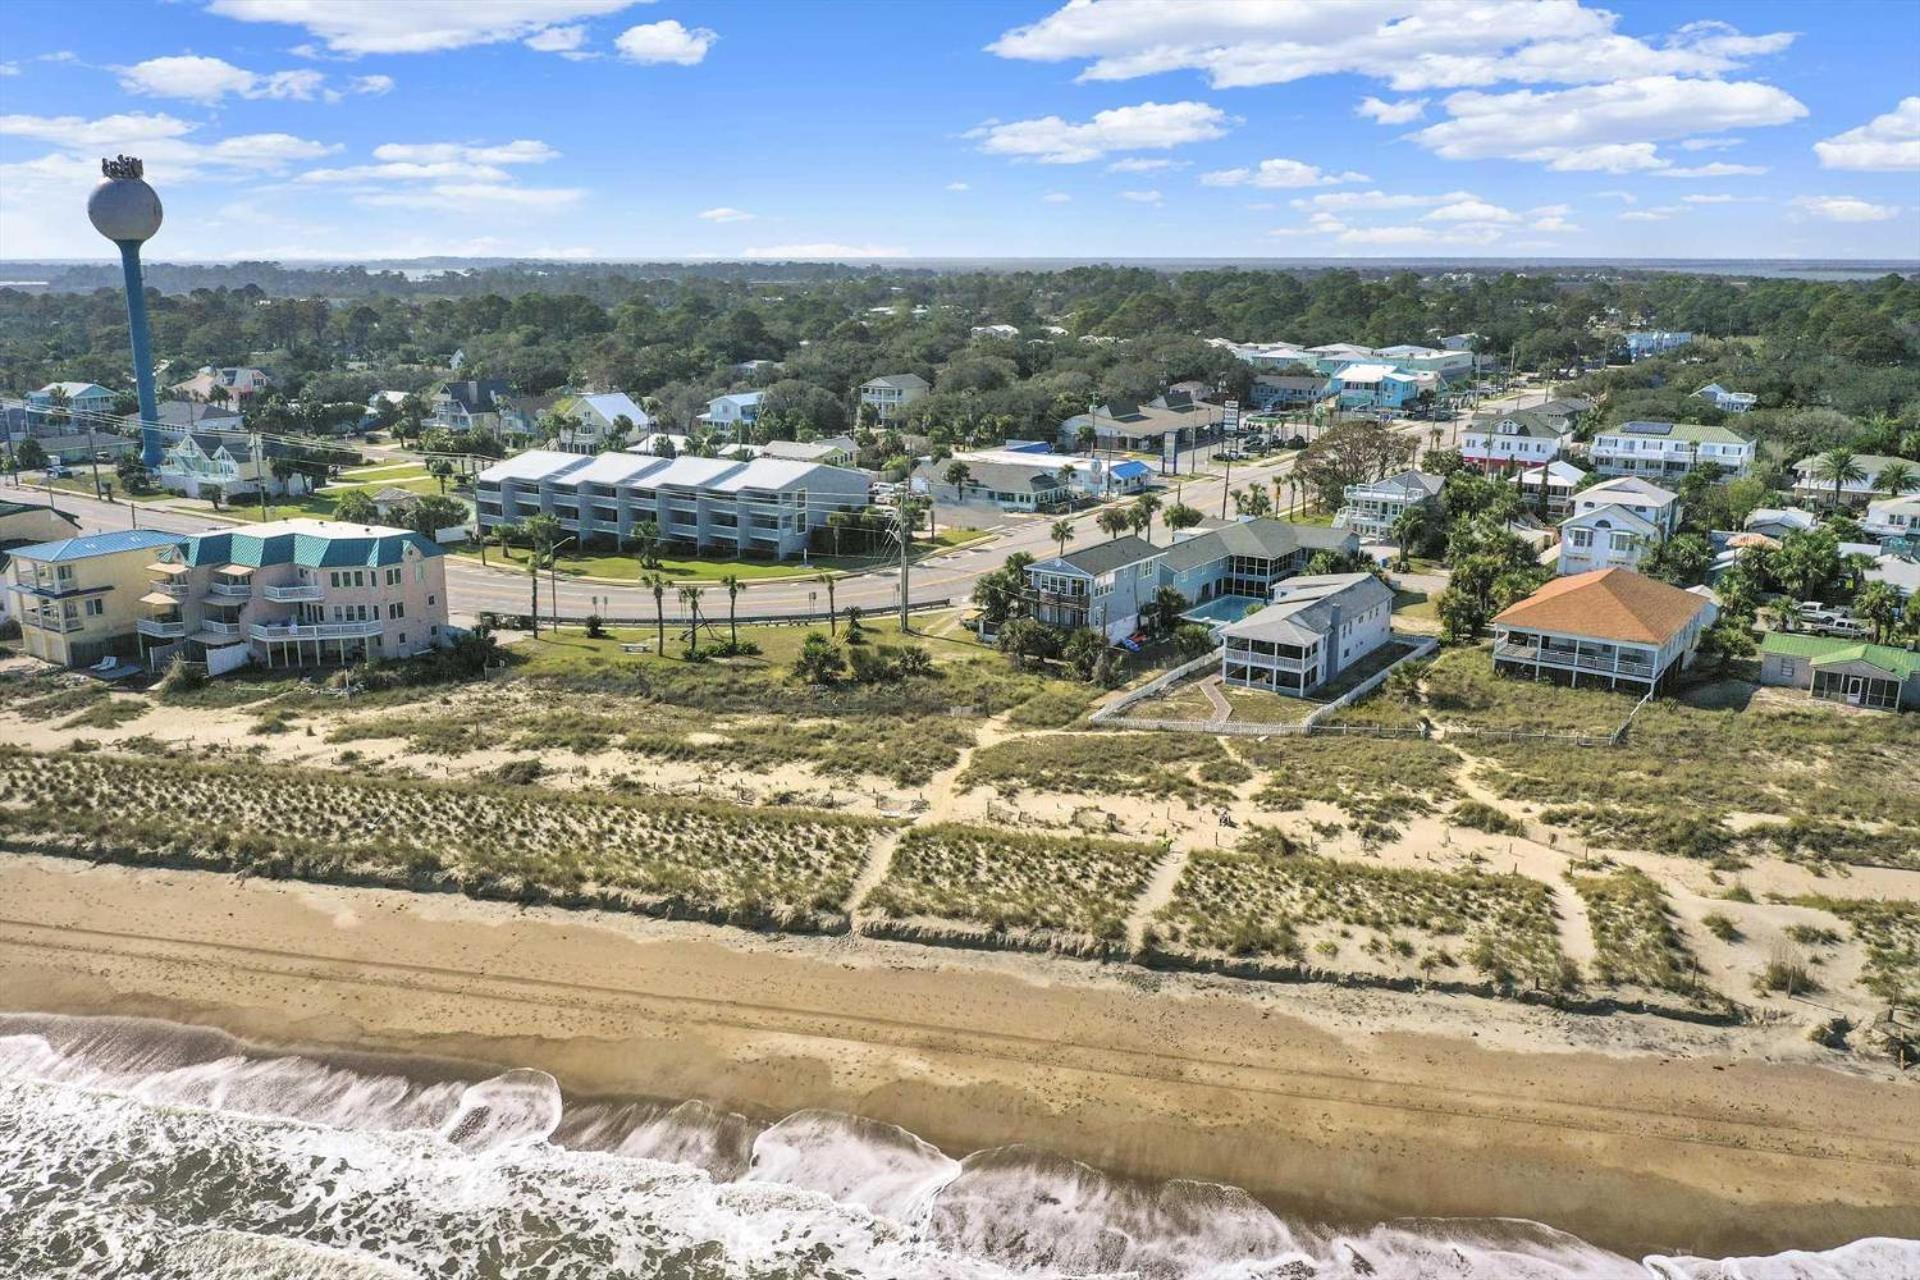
0 499 80 549
5 528 187 668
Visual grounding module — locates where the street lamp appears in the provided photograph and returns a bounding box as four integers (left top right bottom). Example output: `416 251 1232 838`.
88 156 164 469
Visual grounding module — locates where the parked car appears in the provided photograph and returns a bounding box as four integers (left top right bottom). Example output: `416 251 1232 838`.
1814 617 1873 640
1214 450 1244 462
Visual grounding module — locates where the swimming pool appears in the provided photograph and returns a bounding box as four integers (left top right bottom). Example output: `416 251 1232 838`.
1180 594 1265 628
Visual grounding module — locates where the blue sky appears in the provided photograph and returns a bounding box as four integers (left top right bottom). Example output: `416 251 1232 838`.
2 0 1916 261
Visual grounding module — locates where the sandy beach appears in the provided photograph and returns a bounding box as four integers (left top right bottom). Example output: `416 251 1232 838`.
0 853 1913 1260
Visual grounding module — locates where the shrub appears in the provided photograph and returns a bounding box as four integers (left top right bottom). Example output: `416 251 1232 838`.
1570 868 1698 993
1700 912 1742 943
1451 799 1524 836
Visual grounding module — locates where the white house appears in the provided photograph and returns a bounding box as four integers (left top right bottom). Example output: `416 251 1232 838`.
701 392 763 437
1742 507 1819 540
950 447 1150 500
1461 409 1573 473
763 436 858 467
553 391 650 454
859 374 930 423
1693 383 1758 414
1557 476 1679 576
1335 469 1444 541
171 366 270 403
971 324 1020 340
1492 568 1715 693
1515 459 1589 518
1863 494 1920 543
1219 572 1395 697
156 430 315 501
1792 454 1916 506
1588 421 1754 482
1625 331 1693 360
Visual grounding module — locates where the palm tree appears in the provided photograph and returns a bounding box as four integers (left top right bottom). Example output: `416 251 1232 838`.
1812 448 1864 510
642 571 669 652
1390 504 1429 571
941 460 971 536
1095 506 1131 540
427 456 454 494
677 585 705 657
816 571 837 635
1131 493 1162 542
1049 519 1075 558
1875 460 1915 497
1233 486 1272 518
720 573 744 648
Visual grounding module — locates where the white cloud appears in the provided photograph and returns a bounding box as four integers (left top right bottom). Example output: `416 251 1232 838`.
1531 215 1579 232
615 20 717 65
1649 162 1767 178
1814 98 1920 172
1200 158 1367 188
697 206 754 223
988 3 1794 92
206 0 639 56
0 111 336 181
359 183 585 211
1791 195 1901 223
0 111 197 150
1120 189 1163 203
1289 188 1474 213
1333 223 1507 247
1424 198 1517 222
945 181 970 190
303 161 513 183
369 140 557 165
1107 156 1184 172
1042 192 1072 203
740 243 908 260
1681 193 1765 204
117 55 394 104
1408 76 1805 170
1593 189 1638 203
1679 136 1743 151
1356 95 1426 124
969 100 1231 164
526 25 587 52
1619 209 1673 222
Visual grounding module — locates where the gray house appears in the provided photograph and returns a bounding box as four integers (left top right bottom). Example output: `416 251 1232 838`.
917 458 1074 512
1157 518 1359 608
1220 573 1395 697
1024 536 1165 643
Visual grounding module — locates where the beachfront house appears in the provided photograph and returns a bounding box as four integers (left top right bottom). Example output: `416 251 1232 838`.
1758 632 1918 712
1219 572 1395 698
1588 422 1755 482
1023 536 1166 644
1335 470 1444 541
1491 568 1715 693
1556 476 1680 576
1158 518 1360 617
5 528 184 668
139 519 450 675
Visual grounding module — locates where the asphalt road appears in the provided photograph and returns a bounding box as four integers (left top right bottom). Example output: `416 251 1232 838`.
3 409 1465 624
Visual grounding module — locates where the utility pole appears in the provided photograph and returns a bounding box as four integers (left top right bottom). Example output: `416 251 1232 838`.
896 486 911 634
1220 451 1233 520
255 432 268 520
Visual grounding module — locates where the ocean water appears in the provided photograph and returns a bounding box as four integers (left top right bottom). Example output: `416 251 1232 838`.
0 1015 1908 1280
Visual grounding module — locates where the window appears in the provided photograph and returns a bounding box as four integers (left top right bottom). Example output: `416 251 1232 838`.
1609 532 1634 552
385 567 401 587
388 602 405 620
84 598 104 617
428 594 437 606
1780 660 1797 681
1569 529 1593 548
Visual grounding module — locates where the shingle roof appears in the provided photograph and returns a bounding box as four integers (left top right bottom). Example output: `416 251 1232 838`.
864 373 929 391
1600 421 1751 446
1158 517 1354 572
1492 568 1710 645
8 528 183 563
1792 454 1912 478
1576 475 1679 506
1050 535 1161 577
1224 573 1393 646
928 459 1070 494
1472 408 1569 438
1760 632 1920 680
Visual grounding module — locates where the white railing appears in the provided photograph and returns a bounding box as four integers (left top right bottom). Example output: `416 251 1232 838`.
200 619 244 637
135 618 187 639
1494 642 1654 678
261 583 325 603
249 621 382 641
207 582 252 600
148 580 188 599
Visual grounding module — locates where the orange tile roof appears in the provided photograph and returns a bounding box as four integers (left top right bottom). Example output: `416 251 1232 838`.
1492 568 1709 645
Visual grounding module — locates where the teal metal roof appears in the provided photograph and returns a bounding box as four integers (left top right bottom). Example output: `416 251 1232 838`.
182 524 445 570
8 528 184 563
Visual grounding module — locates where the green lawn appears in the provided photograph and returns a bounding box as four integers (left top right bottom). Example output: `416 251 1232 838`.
461 531 981 583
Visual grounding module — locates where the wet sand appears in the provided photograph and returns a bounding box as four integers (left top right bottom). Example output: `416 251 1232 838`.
0 854 1914 1259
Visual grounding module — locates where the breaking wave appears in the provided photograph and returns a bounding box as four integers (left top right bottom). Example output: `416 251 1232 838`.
0 1014 1907 1279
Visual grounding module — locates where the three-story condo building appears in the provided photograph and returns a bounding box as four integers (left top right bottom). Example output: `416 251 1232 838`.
1588 421 1754 481
474 450 870 560
139 519 449 673
6 528 187 668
